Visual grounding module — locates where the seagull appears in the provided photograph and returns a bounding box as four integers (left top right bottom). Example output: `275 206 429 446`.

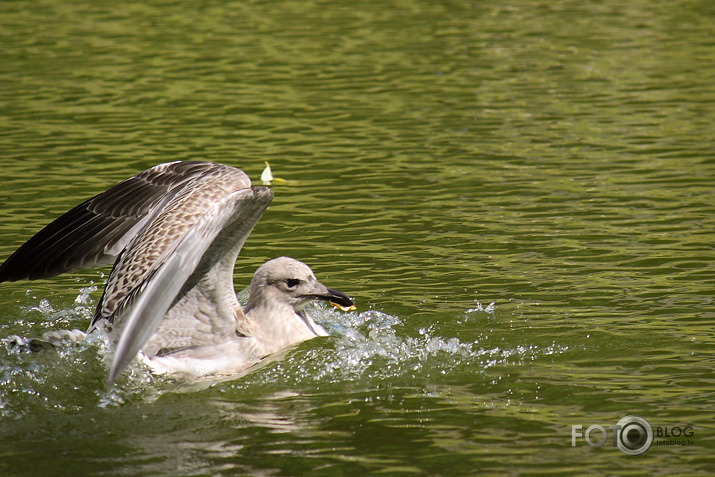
0 161 354 385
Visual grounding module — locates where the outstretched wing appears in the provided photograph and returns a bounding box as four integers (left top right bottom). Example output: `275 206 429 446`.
0 161 228 282
103 183 273 386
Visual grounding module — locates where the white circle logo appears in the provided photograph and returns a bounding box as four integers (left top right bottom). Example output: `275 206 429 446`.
615 415 653 455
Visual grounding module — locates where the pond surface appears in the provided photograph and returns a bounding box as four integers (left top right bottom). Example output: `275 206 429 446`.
1 0 714 475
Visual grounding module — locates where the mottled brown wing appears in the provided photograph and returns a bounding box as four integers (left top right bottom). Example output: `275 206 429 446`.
90 162 257 323
105 185 273 385
0 161 227 282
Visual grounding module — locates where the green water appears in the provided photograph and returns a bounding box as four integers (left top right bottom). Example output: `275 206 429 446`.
1 0 714 475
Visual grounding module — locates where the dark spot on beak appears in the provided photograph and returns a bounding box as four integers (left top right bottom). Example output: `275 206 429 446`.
311 287 354 308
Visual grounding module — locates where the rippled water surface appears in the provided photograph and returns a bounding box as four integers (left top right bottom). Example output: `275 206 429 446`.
1 0 714 475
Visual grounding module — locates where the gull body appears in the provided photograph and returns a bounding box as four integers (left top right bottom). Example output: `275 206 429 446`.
0 161 353 385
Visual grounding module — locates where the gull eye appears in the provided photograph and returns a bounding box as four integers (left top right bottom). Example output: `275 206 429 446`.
285 278 300 289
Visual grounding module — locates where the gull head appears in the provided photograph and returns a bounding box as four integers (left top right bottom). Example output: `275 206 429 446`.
245 257 354 313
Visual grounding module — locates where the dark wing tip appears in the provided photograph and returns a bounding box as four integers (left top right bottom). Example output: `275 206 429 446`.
0 161 229 284
252 185 274 203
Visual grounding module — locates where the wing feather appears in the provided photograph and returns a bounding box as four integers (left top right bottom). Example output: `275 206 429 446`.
0 161 225 282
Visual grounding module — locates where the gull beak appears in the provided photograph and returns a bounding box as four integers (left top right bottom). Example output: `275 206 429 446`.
308 286 356 312
325 287 356 312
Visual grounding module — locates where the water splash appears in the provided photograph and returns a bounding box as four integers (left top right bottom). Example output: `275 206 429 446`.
466 300 496 314
19 285 97 329
249 304 569 386
1 288 570 415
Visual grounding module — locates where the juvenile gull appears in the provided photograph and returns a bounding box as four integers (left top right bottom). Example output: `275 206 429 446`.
0 161 353 385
